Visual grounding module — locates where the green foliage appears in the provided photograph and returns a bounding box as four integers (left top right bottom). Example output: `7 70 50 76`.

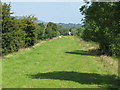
44 22 59 39
57 25 70 36
76 27 84 37
111 34 120 56
59 27 69 36
2 3 60 56
2 3 24 55
80 2 120 56
20 16 39 47
69 27 78 36
2 3 39 55
58 24 83 36
37 23 45 40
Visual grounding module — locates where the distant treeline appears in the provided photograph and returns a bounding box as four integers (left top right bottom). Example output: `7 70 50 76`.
2 2 119 57
58 23 82 29
80 2 120 56
1 3 83 56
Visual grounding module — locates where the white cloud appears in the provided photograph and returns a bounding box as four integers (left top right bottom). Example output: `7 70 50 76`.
1 0 84 2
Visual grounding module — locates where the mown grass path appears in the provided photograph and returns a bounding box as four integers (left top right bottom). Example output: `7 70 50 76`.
2 36 118 88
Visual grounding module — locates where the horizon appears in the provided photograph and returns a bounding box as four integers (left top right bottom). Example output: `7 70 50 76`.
8 2 85 24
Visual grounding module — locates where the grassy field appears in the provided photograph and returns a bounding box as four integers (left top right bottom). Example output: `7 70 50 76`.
0 59 2 89
2 36 119 88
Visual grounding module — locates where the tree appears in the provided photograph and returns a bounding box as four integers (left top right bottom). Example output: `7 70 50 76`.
20 16 39 47
69 27 78 36
2 3 25 55
2 3 41 55
37 23 45 40
76 27 84 37
58 27 69 36
80 2 120 56
44 22 59 39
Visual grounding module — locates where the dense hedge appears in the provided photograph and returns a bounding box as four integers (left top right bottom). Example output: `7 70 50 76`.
80 2 120 56
2 3 60 56
44 22 59 39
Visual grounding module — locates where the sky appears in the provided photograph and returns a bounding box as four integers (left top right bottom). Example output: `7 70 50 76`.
2 0 85 2
4 2 86 24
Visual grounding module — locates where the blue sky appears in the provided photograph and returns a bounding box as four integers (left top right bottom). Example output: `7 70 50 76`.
10 2 85 24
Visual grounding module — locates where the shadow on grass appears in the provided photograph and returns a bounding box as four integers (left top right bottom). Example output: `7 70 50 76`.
65 49 106 56
27 71 119 88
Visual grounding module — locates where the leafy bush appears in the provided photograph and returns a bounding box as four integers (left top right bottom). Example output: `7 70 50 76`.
1 3 60 56
80 2 120 56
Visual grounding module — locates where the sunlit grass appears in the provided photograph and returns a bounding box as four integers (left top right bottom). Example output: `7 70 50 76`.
2 36 118 88
0 58 2 89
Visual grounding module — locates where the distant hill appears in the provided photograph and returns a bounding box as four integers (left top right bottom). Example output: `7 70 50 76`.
15 16 46 24
57 23 82 29
15 16 82 27
34 20 46 24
